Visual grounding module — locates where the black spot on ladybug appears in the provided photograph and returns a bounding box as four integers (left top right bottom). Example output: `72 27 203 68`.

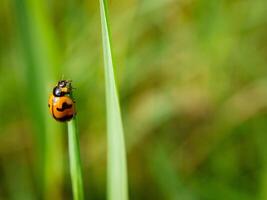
56 102 72 112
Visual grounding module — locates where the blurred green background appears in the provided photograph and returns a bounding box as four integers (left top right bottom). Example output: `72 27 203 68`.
1 0 267 199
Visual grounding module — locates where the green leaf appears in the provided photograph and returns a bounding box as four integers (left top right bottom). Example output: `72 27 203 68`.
99 1 129 200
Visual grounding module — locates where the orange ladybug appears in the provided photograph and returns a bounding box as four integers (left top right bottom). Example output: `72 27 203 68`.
48 80 76 122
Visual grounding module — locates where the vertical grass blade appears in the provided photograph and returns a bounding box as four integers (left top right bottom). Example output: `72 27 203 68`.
14 0 63 199
99 1 129 200
67 118 84 200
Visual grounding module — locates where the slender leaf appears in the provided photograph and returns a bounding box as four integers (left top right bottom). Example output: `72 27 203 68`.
99 1 129 200
14 0 63 199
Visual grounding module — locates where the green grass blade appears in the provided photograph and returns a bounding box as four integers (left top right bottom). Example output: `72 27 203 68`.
14 0 63 199
99 1 129 200
67 117 84 200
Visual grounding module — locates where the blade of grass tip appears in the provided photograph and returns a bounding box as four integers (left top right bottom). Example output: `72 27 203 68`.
99 1 129 200
67 116 84 200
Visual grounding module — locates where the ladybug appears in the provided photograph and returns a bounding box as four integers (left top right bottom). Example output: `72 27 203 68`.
48 80 76 122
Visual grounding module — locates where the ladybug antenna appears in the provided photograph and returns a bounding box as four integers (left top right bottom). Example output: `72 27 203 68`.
61 74 65 80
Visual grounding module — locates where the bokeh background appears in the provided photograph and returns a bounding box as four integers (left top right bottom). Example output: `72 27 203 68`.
1 0 267 199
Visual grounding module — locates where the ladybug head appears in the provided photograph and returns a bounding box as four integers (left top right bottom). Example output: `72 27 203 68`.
57 80 71 88
53 80 72 97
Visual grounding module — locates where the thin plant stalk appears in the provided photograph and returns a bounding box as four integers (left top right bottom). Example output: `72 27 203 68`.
67 117 84 200
99 0 129 200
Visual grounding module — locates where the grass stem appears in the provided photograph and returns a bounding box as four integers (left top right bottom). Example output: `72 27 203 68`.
67 117 84 200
